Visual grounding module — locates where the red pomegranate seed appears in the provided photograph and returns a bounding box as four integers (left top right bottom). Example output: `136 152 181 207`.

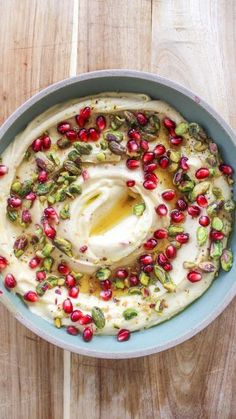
144 173 158 183
154 144 166 157
117 329 130 342
100 289 112 301
67 326 79 336
78 128 88 141
159 156 169 169
126 158 140 170
157 252 168 266
143 179 157 190
195 168 210 179
44 206 59 223
32 138 43 152
76 114 85 128
143 162 158 172
38 170 48 183
0 256 8 271
65 274 76 288
163 118 176 130
7 196 22 208
188 205 201 217
140 140 149 151
165 244 177 259
155 204 168 216
127 140 139 153
143 264 154 273
24 291 38 302
66 130 77 142
126 179 135 187
137 112 148 126
96 115 106 131
154 228 168 239
128 129 141 141
144 238 157 250
116 269 129 279
83 327 93 342
129 274 139 286
199 215 210 227
57 121 71 134
88 128 100 141
139 254 153 265
0 165 8 176
176 233 189 244
36 270 46 281
219 164 233 175
179 157 189 171
197 194 208 207
171 209 185 223
63 298 73 314
142 152 155 163
80 106 91 120
25 191 37 202
29 257 41 269
163 262 172 271
41 135 51 150
82 170 89 181
80 245 88 253
170 136 183 146
4 273 16 289
100 279 112 290
58 263 70 275
71 309 83 322
43 222 56 239
176 198 188 211
21 209 32 224
187 271 202 282
69 286 79 298
162 189 175 201
210 230 224 241
79 314 93 325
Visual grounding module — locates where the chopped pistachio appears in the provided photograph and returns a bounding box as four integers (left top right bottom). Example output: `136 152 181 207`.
54 318 62 328
197 226 208 246
18 180 33 197
139 271 150 286
42 256 54 272
183 261 197 269
210 241 223 260
175 122 188 136
212 217 223 231
198 261 216 273
123 308 138 320
11 181 22 194
47 195 56 205
124 111 136 126
100 140 108 150
95 267 111 281
128 287 142 295
7 209 18 222
212 186 223 198
154 265 176 292
53 237 73 257
193 142 208 152
169 150 181 163
224 199 235 212
63 160 81 175
108 141 126 155
47 152 60 166
13 235 28 258
57 137 71 149
92 306 106 329
105 131 123 143
178 180 195 192
155 299 166 314
74 142 92 155
55 188 67 202
42 243 55 257
168 225 184 236
57 278 65 286
67 184 82 197
192 181 210 199
60 203 70 220
220 249 233 272
207 200 224 216
35 181 53 196
67 149 81 162
114 279 125 289
133 202 146 216
96 152 106 162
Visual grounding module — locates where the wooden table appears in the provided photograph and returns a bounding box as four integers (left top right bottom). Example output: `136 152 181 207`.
1 1 236 418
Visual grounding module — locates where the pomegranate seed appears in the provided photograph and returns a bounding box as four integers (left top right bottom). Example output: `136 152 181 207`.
43 222 56 239
197 194 208 207
69 286 79 298
0 165 8 177
155 204 168 216
142 152 155 163
139 254 153 265
82 170 89 181
140 140 149 151
57 121 71 134
29 257 41 269
66 130 77 142
144 238 157 250
116 269 129 279
163 118 176 130
187 271 202 282
83 327 93 342
144 173 158 183
163 262 172 271
162 189 175 201
129 274 139 286
127 139 139 153
0 256 8 271
4 273 16 289
210 230 224 241
7 196 22 208
117 329 130 342
76 114 85 128
195 168 210 179
32 138 43 152
143 179 157 190
100 279 112 290
63 298 73 314
170 136 183 146
24 291 38 302
25 191 37 202
126 158 139 170
199 215 210 227
38 170 48 183
179 157 189 171
71 310 83 322
159 156 169 169
44 206 59 223
188 205 201 217
36 270 46 281
143 264 154 273
157 252 168 266
128 129 141 141
126 179 135 187
80 245 88 253
154 144 166 157
88 128 100 141
58 263 70 275
79 314 93 325
78 128 88 141
137 112 148 126
21 209 32 224
176 233 189 244
154 228 168 239
100 289 112 301
165 244 177 259
96 115 106 131
219 164 233 175
143 162 158 172
171 209 185 223
80 106 91 120
41 135 51 150
65 274 76 288
67 326 79 336
176 198 188 211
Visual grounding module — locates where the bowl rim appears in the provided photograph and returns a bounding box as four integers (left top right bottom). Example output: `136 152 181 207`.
1 69 236 359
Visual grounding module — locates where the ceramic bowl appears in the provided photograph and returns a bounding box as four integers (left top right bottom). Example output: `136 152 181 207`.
0 70 235 358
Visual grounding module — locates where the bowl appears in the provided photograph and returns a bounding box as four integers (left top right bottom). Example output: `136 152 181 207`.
0 70 235 359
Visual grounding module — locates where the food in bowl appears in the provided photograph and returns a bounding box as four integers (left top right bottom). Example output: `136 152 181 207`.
0 92 234 343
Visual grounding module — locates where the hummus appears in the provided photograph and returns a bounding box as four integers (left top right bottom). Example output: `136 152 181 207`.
0 93 234 341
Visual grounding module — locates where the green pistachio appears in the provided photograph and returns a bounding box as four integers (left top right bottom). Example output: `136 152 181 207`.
42 243 55 257
197 226 208 246
18 180 33 197
114 279 125 289
133 202 146 216
60 203 70 220
105 131 124 143
92 306 106 329
53 237 73 257
55 188 67 202
141 132 157 142
96 152 106 162
154 299 166 314
67 150 81 162
207 200 224 216
128 287 142 295
139 271 150 286
108 141 126 155
168 225 184 236
123 111 136 127
212 217 223 231
168 162 179 173
192 181 210 200
47 195 56 205
183 261 197 269
63 160 81 175
188 122 207 140
220 249 233 272
100 140 108 150
7 210 18 222
54 318 62 328
154 265 176 292
198 261 216 273
56 175 66 184
212 187 223 198
96 267 111 281
67 184 82 197
47 152 60 166
24 149 32 160
11 181 22 194
210 241 223 260
42 257 54 272
35 181 53 196
57 277 65 286
123 308 138 320
224 199 235 212
169 150 181 163
178 180 195 192
74 142 92 155
193 142 208 152
13 235 28 258
36 280 50 297
175 122 188 136
57 138 71 149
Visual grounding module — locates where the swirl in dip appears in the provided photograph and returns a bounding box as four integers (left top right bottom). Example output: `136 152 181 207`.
0 93 234 342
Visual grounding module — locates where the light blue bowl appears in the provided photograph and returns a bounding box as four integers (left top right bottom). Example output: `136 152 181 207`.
0 70 235 358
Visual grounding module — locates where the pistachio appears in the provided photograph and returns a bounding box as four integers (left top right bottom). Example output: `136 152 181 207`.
35 155 54 172
96 267 111 281
173 170 184 185
108 141 126 156
57 138 71 149
183 261 197 269
206 156 217 167
192 181 210 199
168 162 179 173
154 265 176 292
53 237 73 257
35 181 53 196
220 249 233 272
7 209 18 222
123 308 138 320
178 180 195 192
114 279 125 289
175 122 188 136
212 217 223 231
92 306 106 329
24 149 32 160
54 318 62 328
74 142 92 155
47 195 56 205
141 132 157 142
128 287 142 295
207 200 224 216
197 226 208 246
193 142 208 152
36 276 58 296
47 152 60 166
63 160 81 175
11 181 22 194
96 152 106 162
13 235 28 258
133 202 146 216
67 149 81 162
224 199 235 212
42 243 55 257
67 184 82 197
168 225 184 236
212 187 223 198
209 142 218 155
55 188 67 202
57 277 65 286
155 299 166 314
139 271 150 286
169 150 181 163
100 140 108 150
198 261 216 273
123 111 136 127
210 241 223 260
42 256 54 272
105 131 123 143
188 122 207 140
18 180 33 197
60 203 70 220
